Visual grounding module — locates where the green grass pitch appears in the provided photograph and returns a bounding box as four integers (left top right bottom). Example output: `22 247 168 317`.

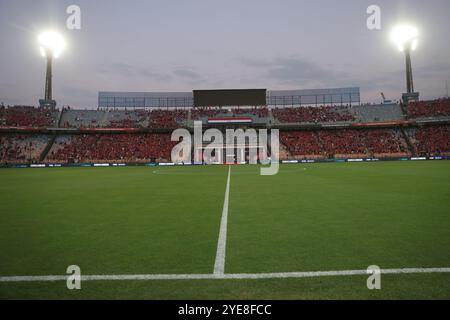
0 161 449 299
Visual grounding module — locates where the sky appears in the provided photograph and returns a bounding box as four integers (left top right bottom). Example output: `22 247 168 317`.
0 0 449 108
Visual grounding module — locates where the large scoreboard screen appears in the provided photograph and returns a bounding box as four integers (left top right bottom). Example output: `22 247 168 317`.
193 89 267 107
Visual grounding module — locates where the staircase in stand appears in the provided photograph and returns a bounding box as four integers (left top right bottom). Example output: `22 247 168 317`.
400 127 416 156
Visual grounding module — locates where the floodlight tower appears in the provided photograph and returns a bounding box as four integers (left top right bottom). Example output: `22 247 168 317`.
390 25 420 103
38 31 66 108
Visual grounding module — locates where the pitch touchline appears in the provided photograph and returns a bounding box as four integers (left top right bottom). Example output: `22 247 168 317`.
1 268 450 282
213 165 231 275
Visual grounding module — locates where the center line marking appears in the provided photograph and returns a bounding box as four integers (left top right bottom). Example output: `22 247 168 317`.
214 165 231 275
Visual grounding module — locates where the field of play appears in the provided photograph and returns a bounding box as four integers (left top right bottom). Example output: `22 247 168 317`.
0 161 449 299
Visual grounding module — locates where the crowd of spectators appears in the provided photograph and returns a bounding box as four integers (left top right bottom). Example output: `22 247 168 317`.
149 110 187 128
0 106 269 129
2 125 448 163
280 129 410 158
0 106 58 127
108 110 150 128
364 129 409 155
0 134 49 163
3 99 450 129
407 98 450 119
60 109 151 128
318 129 368 156
409 125 450 156
320 129 408 156
46 133 175 163
280 131 322 156
273 105 355 124
1 103 448 163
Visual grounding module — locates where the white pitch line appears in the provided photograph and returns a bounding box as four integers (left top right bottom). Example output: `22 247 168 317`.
213 165 232 275
1 268 450 282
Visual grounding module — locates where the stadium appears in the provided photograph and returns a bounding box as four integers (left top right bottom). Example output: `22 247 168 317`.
1 1 450 302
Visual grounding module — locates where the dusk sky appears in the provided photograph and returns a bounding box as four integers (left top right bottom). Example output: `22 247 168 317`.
0 0 449 107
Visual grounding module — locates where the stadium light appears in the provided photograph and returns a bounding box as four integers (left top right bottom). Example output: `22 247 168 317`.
390 25 418 52
38 31 66 58
390 24 419 97
38 31 66 106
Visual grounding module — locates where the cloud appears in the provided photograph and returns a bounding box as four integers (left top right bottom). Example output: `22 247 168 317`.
240 55 449 100
241 56 344 87
239 56 408 102
414 63 450 78
239 57 269 68
96 63 210 85
269 57 332 83
173 68 203 80
96 62 172 81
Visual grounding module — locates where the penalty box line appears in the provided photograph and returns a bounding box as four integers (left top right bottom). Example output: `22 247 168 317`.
1 268 450 282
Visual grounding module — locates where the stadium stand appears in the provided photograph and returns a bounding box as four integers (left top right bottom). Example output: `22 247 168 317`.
318 129 368 157
272 105 356 124
319 128 409 158
46 134 99 162
364 128 410 157
407 98 450 119
280 128 410 159
149 110 188 128
60 109 107 128
407 125 450 156
46 133 175 163
280 131 324 159
1 101 449 164
60 108 151 128
353 103 404 122
107 110 150 128
0 106 59 127
0 134 51 163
